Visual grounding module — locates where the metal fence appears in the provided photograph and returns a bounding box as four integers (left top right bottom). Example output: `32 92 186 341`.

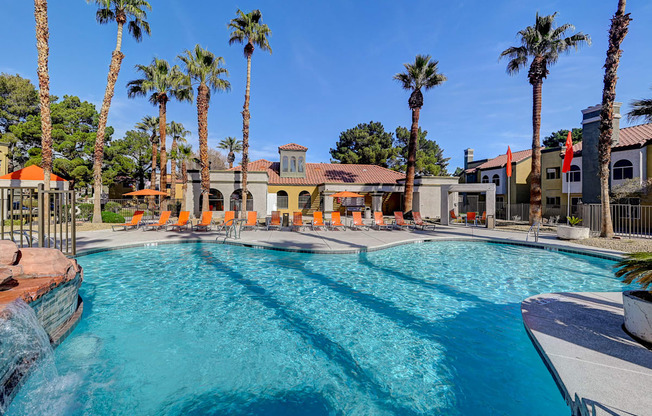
580 203 652 239
76 198 184 221
458 201 581 223
1 185 76 255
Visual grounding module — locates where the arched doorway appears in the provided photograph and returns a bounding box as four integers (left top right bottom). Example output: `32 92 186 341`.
230 189 253 212
199 189 224 211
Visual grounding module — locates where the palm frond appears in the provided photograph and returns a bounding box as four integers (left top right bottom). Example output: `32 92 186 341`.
627 94 652 123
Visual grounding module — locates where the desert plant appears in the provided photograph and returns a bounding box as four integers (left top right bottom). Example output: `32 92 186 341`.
101 211 125 223
104 201 121 213
615 252 652 292
567 216 582 226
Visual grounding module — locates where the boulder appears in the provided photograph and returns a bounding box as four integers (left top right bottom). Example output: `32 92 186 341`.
0 241 19 265
17 248 74 280
0 268 13 286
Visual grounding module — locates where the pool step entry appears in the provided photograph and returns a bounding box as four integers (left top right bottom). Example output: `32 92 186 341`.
526 221 541 243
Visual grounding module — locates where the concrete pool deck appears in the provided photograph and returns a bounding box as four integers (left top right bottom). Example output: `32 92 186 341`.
523 292 652 416
75 224 625 258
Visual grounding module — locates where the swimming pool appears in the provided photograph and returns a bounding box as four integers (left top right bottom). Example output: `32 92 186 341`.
7 241 624 415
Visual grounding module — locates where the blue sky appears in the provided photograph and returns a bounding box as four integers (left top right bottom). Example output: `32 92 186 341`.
1 0 651 171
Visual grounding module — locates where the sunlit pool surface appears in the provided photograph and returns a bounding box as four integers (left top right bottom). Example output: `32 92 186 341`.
8 241 624 415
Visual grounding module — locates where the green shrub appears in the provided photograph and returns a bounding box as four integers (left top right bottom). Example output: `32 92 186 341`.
137 203 148 210
567 216 582 227
104 201 122 213
101 211 125 223
79 203 94 219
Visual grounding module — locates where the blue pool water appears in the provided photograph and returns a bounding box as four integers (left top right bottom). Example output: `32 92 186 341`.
8 241 624 415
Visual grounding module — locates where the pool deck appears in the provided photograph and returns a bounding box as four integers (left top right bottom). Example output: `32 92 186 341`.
76 224 624 258
522 292 652 416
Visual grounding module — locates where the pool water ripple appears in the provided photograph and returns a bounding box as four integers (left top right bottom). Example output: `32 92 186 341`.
7 241 624 415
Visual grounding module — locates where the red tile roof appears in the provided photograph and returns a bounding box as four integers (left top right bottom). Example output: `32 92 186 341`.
565 123 652 154
278 143 308 151
232 159 405 185
474 149 532 171
0 165 67 181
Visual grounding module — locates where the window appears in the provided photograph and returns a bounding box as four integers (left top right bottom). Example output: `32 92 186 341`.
290 156 297 172
277 190 288 209
567 165 581 182
481 175 489 183
201 189 224 211
298 191 311 210
492 174 500 186
282 156 288 172
546 167 560 180
546 196 561 207
298 156 304 173
230 189 253 211
613 159 634 180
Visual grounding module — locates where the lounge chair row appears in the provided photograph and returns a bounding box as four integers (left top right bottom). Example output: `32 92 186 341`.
112 210 436 232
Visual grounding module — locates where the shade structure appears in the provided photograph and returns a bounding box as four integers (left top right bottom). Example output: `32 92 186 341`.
123 189 168 196
330 191 364 198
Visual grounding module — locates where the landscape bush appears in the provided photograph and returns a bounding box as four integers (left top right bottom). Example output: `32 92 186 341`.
104 201 122 213
101 211 125 223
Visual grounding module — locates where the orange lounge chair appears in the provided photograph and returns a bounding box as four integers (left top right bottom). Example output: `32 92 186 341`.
312 211 326 231
351 211 368 231
241 211 259 231
292 212 306 232
329 211 346 230
478 211 487 226
112 210 144 231
413 212 435 231
267 210 281 230
373 212 391 230
450 210 463 224
465 212 477 227
168 211 190 231
143 211 171 231
194 211 214 231
393 211 413 230
215 211 236 232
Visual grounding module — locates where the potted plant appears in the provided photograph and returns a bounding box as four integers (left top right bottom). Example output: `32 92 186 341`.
556 216 590 240
616 252 652 344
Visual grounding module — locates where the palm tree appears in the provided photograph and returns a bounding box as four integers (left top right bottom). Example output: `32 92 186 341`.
127 58 192 208
218 136 242 169
89 0 151 223
34 0 52 197
615 252 652 292
178 44 230 212
599 0 632 238
500 13 590 224
627 89 652 123
228 9 271 214
394 55 447 214
167 121 190 202
135 115 158 209
177 144 194 212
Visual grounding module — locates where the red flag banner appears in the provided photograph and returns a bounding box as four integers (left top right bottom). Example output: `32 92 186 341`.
562 131 574 173
506 146 513 177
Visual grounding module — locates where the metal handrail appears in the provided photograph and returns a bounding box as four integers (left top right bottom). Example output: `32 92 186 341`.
526 221 541 242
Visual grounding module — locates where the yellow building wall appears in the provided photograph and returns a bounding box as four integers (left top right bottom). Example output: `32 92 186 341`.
268 185 320 215
540 150 563 209
0 143 9 176
508 158 531 203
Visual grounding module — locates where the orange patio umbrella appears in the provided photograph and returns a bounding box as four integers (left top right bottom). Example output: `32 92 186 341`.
123 189 168 196
330 191 364 198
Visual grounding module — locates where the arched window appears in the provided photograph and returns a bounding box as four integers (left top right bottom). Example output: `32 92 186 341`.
277 190 288 209
199 189 224 211
290 156 297 172
230 189 253 211
567 165 581 182
298 156 304 173
613 159 634 180
282 156 289 172
298 191 311 210
492 174 500 186
481 175 489 183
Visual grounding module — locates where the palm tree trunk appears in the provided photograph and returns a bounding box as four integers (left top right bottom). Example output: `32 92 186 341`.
599 0 631 238
170 136 178 202
34 0 52 198
92 22 125 223
529 79 543 224
197 83 210 212
149 136 157 210
181 160 188 212
158 99 168 209
240 53 252 216
403 107 420 214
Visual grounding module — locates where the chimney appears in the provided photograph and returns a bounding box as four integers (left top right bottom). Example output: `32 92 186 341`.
580 103 622 203
464 148 474 170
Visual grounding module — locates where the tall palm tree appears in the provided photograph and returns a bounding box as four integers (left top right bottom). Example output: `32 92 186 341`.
599 0 632 238
627 89 652 123
218 136 242 169
178 44 230 212
394 55 446 214
127 58 192 207
34 0 52 197
177 144 193 212
89 0 151 223
135 115 158 209
167 121 190 202
500 13 590 224
228 9 271 214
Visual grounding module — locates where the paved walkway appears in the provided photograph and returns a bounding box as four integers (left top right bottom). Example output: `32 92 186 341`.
523 292 652 416
76 224 625 257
